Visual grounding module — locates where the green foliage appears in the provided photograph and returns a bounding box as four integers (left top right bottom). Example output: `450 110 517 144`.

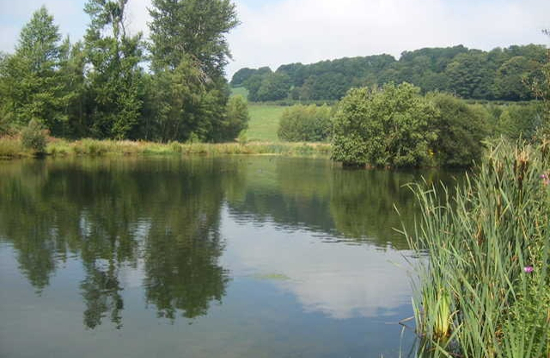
84 0 144 140
149 0 238 78
148 57 219 142
230 68 257 87
242 67 273 101
408 140 550 357
446 51 493 99
532 33 550 135
148 0 239 142
255 73 291 101
0 7 71 131
493 56 541 101
0 137 26 158
429 93 490 166
495 103 542 140
332 83 438 167
21 120 48 153
236 45 547 102
277 104 332 142
223 95 250 141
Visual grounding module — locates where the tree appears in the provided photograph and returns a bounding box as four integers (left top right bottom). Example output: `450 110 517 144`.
242 67 272 101
230 68 256 87
149 0 238 78
84 0 144 139
493 56 540 101
59 41 88 138
332 83 438 168
533 30 550 134
496 103 542 140
446 51 493 99
428 93 489 167
256 73 291 101
0 7 70 132
148 57 224 142
223 95 250 141
148 0 239 142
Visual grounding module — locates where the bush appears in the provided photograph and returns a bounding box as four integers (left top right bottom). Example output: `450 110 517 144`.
332 83 438 167
429 93 490 167
21 120 48 153
222 95 250 141
495 102 542 140
277 104 332 142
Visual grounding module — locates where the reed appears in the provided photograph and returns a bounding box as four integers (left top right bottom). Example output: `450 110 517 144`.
406 140 550 357
43 138 332 158
0 136 32 158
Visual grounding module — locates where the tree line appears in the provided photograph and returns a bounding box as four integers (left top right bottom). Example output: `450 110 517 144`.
232 44 547 102
0 0 249 142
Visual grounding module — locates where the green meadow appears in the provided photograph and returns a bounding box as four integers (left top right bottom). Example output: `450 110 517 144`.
244 104 287 142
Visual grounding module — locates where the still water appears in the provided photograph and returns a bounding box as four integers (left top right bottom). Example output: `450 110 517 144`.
0 156 459 358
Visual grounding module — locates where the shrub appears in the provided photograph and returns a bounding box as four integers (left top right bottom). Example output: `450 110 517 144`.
21 120 48 153
222 95 250 141
277 104 332 142
332 83 438 167
428 93 490 167
495 102 542 140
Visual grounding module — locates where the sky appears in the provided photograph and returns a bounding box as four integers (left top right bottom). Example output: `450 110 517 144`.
0 0 549 78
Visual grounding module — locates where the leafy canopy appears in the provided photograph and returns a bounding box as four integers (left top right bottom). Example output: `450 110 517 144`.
332 83 438 168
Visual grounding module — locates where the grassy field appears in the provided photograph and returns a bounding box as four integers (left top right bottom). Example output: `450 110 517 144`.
245 104 287 142
231 87 285 142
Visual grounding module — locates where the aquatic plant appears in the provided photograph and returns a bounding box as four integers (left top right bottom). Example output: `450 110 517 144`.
406 139 550 357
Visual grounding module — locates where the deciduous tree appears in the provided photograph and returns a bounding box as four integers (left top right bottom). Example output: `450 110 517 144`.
0 7 70 132
84 0 144 139
332 83 438 168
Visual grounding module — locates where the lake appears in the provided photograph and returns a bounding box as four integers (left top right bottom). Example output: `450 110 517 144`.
0 156 460 358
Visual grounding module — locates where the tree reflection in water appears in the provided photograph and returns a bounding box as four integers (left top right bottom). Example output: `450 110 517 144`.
0 157 462 330
0 158 234 329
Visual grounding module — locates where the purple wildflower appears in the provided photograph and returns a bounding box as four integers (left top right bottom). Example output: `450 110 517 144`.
541 174 548 179
524 266 534 273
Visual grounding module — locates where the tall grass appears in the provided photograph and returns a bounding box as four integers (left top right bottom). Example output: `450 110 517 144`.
406 140 549 357
0 136 32 158
44 138 332 158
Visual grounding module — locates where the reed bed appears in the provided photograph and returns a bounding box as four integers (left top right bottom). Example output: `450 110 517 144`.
43 138 330 158
0 136 31 158
406 140 549 357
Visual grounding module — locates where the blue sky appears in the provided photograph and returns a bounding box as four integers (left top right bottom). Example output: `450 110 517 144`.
1 0 548 77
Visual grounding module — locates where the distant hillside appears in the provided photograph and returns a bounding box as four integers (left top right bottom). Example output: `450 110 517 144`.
231 44 547 102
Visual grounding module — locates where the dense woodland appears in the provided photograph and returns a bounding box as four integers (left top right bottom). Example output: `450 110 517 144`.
232 45 548 102
0 0 249 142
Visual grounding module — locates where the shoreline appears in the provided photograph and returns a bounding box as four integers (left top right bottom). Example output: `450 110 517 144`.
0 137 332 159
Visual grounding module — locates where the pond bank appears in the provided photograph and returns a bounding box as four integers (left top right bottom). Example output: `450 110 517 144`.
0 137 331 159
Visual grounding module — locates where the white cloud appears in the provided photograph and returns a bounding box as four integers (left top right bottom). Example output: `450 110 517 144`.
126 0 152 37
221 208 415 319
0 0 87 51
226 0 550 76
1 0 548 77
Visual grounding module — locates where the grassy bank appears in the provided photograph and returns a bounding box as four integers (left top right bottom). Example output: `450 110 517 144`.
0 137 331 159
407 140 549 357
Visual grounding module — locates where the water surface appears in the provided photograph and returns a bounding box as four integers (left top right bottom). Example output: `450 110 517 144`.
0 156 460 358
